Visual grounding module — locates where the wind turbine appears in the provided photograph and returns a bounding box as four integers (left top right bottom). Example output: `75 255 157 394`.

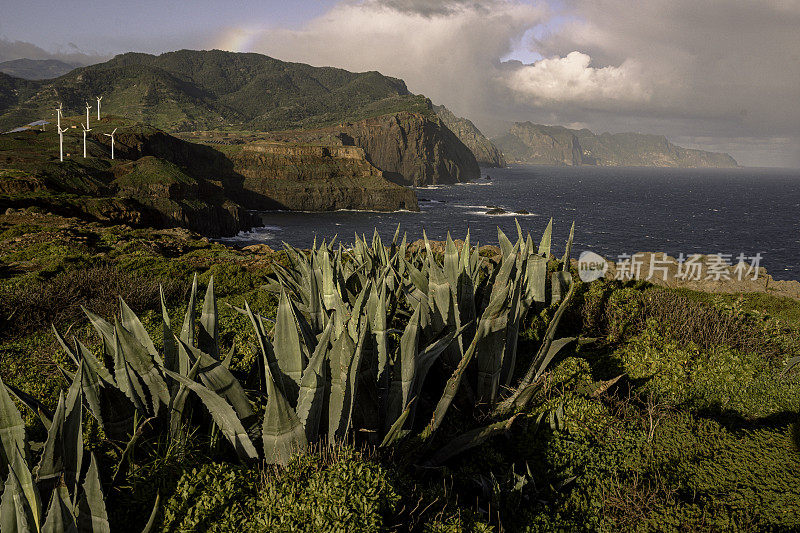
85 101 91 129
96 96 103 120
56 102 63 130
57 124 68 162
81 124 91 158
104 128 117 160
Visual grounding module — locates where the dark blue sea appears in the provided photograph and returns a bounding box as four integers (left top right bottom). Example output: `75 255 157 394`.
223 165 800 281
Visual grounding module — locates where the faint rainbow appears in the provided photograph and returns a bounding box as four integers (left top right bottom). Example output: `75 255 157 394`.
214 27 263 53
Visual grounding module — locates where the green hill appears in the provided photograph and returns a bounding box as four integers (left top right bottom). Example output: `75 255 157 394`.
0 49 432 132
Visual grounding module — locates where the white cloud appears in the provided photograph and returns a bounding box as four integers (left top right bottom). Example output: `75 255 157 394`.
506 51 650 106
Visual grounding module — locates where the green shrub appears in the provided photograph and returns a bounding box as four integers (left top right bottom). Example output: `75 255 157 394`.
161 462 260 532
162 447 402 532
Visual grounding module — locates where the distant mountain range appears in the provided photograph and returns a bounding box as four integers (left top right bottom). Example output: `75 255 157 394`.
493 122 738 168
0 58 82 80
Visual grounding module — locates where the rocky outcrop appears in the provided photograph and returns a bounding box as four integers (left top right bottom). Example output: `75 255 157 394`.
229 143 418 211
494 122 739 168
262 111 481 186
433 105 505 167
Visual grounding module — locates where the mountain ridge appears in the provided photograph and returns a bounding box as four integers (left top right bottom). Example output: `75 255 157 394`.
494 121 738 168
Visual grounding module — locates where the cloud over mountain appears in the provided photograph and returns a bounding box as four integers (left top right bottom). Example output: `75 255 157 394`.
214 0 798 167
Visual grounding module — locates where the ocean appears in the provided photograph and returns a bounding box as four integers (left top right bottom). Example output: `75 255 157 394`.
223 165 800 281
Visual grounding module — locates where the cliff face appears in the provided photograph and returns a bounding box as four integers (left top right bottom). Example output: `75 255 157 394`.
263 112 481 186
433 105 505 167
494 122 739 168
229 143 418 211
494 123 582 166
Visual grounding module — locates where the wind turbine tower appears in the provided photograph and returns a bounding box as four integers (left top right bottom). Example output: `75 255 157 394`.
81 124 92 158
57 124 67 162
104 128 117 160
96 96 103 120
85 102 91 129
56 103 63 130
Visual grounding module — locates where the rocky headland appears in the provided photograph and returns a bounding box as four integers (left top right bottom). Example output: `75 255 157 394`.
494 122 739 168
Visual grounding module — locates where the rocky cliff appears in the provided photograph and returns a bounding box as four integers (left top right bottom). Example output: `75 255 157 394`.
494 122 739 168
433 105 505 167
261 111 481 186
229 143 418 211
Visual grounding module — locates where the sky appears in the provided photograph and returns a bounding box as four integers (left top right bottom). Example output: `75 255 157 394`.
1 0 798 167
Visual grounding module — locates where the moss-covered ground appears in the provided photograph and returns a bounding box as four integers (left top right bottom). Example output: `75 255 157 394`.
2 209 799 532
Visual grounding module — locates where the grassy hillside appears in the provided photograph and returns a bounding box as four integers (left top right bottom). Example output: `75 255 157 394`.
0 49 433 132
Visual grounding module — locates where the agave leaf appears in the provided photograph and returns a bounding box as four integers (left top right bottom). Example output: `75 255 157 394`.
163 369 258 462
497 227 514 258
119 297 163 367
498 277 576 415
327 328 355 439
538 218 553 258
5 381 53 431
63 366 84 495
367 281 389 411
425 415 519 466
551 271 572 304
444 233 461 285
42 484 77 533
115 321 170 415
176 339 254 423
75 338 115 387
77 355 103 429
112 328 148 414
1 467 33 533
5 449 42 532
296 318 334 442
422 283 511 439
81 307 115 358
180 274 198 347
523 255 547 310
0 373 26 474
515 219 525 249
404 259 429 295
35 391 66 484
533 337 578 383
52 324 79 366
76 453 110 533
168 355 202 440
341 322 369 439
475 281 514 404
139 494 160 533
222 344 235 370
160 286 178 375
562 221 575 271
262 349 308 466
198 277 219 359
380 398 414 448
388 306 420 427
273 287 309 397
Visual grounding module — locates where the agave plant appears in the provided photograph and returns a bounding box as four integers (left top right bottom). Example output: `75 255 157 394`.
0 369 160 532
2 217 580 533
